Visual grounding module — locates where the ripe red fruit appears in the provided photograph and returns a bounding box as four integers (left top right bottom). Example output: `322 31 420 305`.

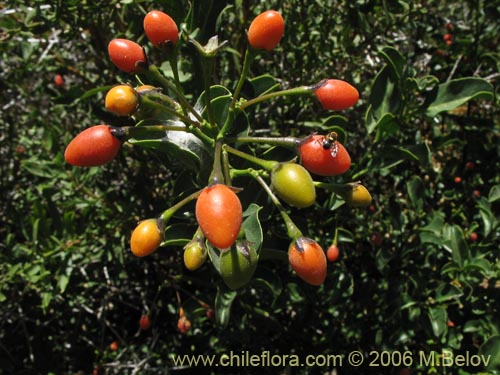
473 190 481 198
371 232 383 246
195 184 243 249
54 74 64 87
314 79 359 111
298 134 351 176
454 176 462 184
109 341 118 351
108 39 147 73
144 10 179 47
465 161 475 170
447 320 455 327
139 315 152 330
445 22 453 31
326 244 340 262
288 237 327 286
177 316 191 334
206 308 215 320
64 125 122 167
443 33 453 42
247 10 285 51
469 232 478 242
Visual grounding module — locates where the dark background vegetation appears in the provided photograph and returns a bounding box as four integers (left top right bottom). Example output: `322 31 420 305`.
1 1 499 374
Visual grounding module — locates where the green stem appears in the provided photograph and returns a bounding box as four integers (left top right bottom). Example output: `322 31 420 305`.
239 85 313 111
140 96 200 127
202 58 217 127
189 126 215 147
314 181 354 196
224 145 279 171
210 141 225 184
146 64 204 123
230 48 256 110
114 124 187 141
161 189 204 223
225 135 300 149
253 173 303 240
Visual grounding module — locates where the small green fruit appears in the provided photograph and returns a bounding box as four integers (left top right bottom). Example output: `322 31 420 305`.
271 162 316 208
219 241 258 290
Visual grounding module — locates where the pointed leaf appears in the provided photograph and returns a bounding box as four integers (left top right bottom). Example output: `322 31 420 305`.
425 78 493 117
479 335 500 372
215 283 237 328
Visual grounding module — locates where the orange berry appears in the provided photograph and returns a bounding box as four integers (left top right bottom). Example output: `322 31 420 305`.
288 237 327 286
247 10 284 51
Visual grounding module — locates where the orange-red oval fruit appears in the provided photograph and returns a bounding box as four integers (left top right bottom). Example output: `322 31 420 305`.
108 38 147 73
195 184 242 249
326 244 339 262
64 125 122 167
177 316 191 334
298 134 351 176
139 315 152 330
54 74 64 87
130 218 164 257
247 10 284 51
288 237 327 286
314 79 359 111
109 341 118 351
144 10 179 47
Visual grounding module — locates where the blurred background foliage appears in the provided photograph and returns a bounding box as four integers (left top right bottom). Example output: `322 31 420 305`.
1 0 499 374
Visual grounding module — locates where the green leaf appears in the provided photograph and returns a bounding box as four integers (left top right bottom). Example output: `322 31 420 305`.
378 46 405 79
479 335 500 372
425 78 493 117
241 203 263 253
215 283 237 328
488 184 500 203
407 176 424 211
442 224 470 266
476 197 497 237
433 284 463 303
427 305 448 338
248 74 280 97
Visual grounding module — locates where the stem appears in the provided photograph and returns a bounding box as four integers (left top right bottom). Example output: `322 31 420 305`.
314 181 354 196
160 189 204 223
224 145 279 171
146 64 204 123
140 96 200 127
202 58 217 127
239 85 313 111
230 47 256 110
253 174 303 240
114 124 187 141
210 141 225 184
225 135 300 149
221 146 232 185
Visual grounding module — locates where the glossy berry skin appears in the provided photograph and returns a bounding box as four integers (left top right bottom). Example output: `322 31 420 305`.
177 316 191 334
344 184 372 207
64 125 122 167
183 239 208 271
105 85 139 116
326 244 339 262
247 10 284 51
108 39 147 73
195 184 242 249
130 218 164 257
219 241 258 290
299 135 351 176
288 237 327 286
271 162 316 208
54 74 64 87
144 10 179 47
139 315 151 330
314 79 359 111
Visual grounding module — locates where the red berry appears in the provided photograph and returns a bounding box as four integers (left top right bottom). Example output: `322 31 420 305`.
314 79 359 111
298 134 351 176
469 232 478 242
371 233 383 246
454 176 462 184
64 125 122 167
177 316 191 334
108 39 147 73
206 308 215 320
247 10 285 51
54 74 64 87
16 145 25 154
195 184 243 249
445 22 453 31
288 237 327 286
139 315 152 330
144 10 179 47
447 320 455 327
473 190 481 198
443 33 453 42
465 161 475 170
109 341 118 351
326 244 339 262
